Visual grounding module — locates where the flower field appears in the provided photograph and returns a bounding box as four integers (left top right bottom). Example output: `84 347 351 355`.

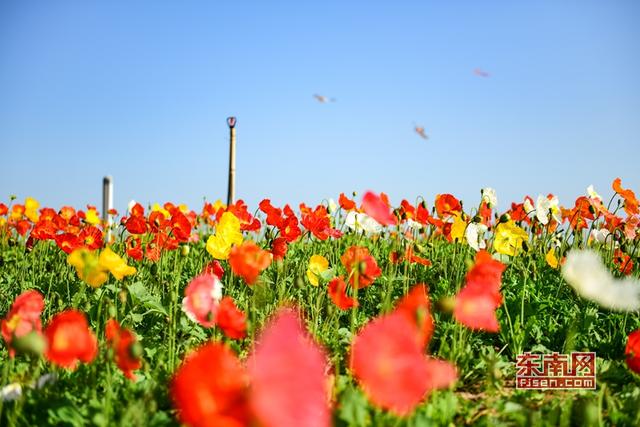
1 180 639 426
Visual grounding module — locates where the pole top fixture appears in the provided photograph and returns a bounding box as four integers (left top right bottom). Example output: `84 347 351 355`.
227 117 237 128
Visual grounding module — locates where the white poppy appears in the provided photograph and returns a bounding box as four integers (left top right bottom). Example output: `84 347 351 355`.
536 195 561 225
523 198 535 215
345 211 382 234
0 383 22 402
590 228 611 245
586 185 602 200
481 188 498 208
561 249 640 312
465 222 488 251
327 198 338 214
406 219 423 230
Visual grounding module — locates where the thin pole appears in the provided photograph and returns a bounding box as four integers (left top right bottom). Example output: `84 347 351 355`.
227 117 236 206
102 176 113 240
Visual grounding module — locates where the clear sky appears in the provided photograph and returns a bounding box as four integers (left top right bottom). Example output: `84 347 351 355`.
1 1 638 213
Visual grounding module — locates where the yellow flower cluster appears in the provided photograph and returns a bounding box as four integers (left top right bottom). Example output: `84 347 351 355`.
206 212 243 260
68 247 136 287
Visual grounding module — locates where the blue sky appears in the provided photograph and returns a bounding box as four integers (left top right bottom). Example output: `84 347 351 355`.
1 1 638 214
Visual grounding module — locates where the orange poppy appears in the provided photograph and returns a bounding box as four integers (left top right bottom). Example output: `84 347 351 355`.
228 241 272 285
44 310 97 369
105 319 142 380
340 246 381 288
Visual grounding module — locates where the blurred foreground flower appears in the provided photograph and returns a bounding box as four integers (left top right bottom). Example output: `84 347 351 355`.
105 319 142 380
361 191 396 226
1 290 45 357
44 310 97 369
453 251 506 332
626 329 640 375
248 308 331 427
561 249 640 311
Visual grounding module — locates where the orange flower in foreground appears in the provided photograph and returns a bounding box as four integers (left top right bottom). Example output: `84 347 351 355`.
229 241 272 285
350 312 456 416
248 308 331 427
171 343 249 427
340 246 382 288
105 319 142 380
453 251 505 332
44 310 97 369
626 329 640 375
1 290 45 357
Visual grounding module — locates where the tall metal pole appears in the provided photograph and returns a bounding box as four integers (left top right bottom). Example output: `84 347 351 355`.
102 176 113 241
227 117 236 206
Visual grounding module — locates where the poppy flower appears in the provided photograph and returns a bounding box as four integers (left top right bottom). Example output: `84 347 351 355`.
270 237 288 261
350 312 456 416
248 308 331 427
125 236 144 261
434 194 462 218
339 193 356 211
395 284 434 347
55 233 82 254
44 310 97 369
99 247 137 280
202 260 225 279
453 251 505 332
278 214 301 243
125 216 147 235
613 178 639 216
216 297 247 340
171 343 249 427
206 212 244 260
493 221 528 256
362 191 396 226
345 211 382 234
67 248 109 287
228 241 272 285
182 273 223 328
327 277 358 310
171 211 192 242
404 246 432 266
78 226 104 250
24 197 40 223
259 199 284 228
105 319 142 380
1 290 45 357
625 329 640 375
307 255 330 286
340 246 381 288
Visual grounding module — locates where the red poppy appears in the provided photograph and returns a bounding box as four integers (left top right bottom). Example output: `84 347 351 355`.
202 260 225 279
259 199 284 228
248 309 331 427
614 250 634 275
339 193 356 211
350 312 455 416
15 219 31 236
125 216 147 235
453 251 505 332
105 319 142 380
125 236 144 261
327 277 358 310
1 290 45 357
0 203 7 216
405 246 432 266
216 297 247 340
278 215 301 243
229 241 272 285
44 310 97 369
395 284 434 347
301 206 334 240
361 191 396 226
613 178 639 216
78 226 104 250
148 211 169 233
31 220 58 240
222 200 261 232
171 211 192 242
625 329 640 375
270 237 288 261
340 246 382 288
171 342 249 427
55 233 82 254
434 194 462 218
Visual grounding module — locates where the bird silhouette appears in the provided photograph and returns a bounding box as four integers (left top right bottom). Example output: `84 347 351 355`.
473 68 490 78
414 125 428 140
313 94 336 103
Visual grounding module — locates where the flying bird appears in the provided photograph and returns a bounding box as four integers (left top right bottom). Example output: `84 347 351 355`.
473 68 490 78
313 94 336 103
414 125 428 140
